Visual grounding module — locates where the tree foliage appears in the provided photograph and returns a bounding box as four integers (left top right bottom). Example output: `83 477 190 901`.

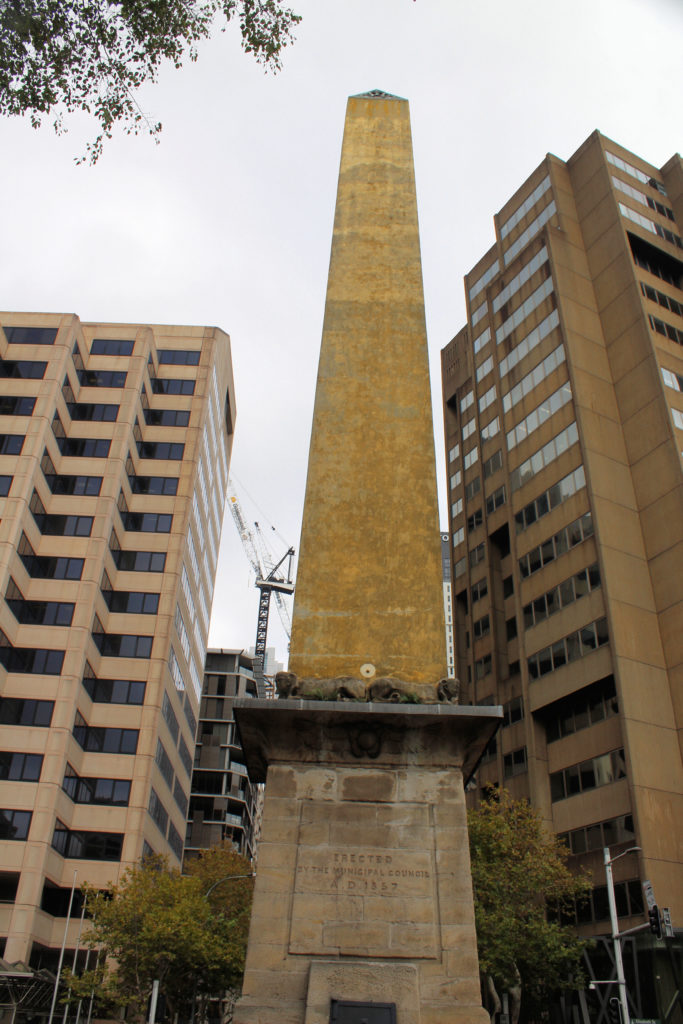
64 844 254 1022
468 788 591 1022
0 0 301 161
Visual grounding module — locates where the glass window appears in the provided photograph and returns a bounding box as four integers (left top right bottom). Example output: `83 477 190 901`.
91 338 134 356
4 326 57 345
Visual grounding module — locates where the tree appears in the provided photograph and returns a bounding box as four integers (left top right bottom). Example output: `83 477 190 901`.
468 788 591 1024
64 844 254 1023
0 0 301 162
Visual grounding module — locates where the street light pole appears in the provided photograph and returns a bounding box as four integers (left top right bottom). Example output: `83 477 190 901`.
603 845 641 1024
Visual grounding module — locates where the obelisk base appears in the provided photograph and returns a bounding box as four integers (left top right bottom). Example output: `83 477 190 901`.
232 699 500 1024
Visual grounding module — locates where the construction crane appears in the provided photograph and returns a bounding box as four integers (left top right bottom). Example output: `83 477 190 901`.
227 485 295 696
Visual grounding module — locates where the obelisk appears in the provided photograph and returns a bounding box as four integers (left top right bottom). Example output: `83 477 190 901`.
288 90 446 686
233 92 499 1024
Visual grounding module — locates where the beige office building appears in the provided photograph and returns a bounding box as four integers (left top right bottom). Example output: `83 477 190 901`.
0 312 234 967
441 132 683 941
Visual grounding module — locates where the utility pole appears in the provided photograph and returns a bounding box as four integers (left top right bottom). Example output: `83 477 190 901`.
603 845 641 1024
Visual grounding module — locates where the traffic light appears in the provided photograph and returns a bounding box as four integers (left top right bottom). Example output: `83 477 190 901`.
608 997 622 1024
648 904 662 938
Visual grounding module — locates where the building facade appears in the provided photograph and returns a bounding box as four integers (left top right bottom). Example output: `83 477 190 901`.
0 312 234 967
184 648 262 863
441 532 456 678
441 133 683 943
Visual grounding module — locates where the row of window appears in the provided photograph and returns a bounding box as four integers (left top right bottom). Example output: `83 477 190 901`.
91 618 153 659
519 511 593 579
545 676 618 743
527 615 609 680
632 248 680 289
606 150 667 194
612 176 674 221
550 747 625 802
504 200 557 265
496 276 554 346
118 490 172 533
510 421 579 493
523 562 601 630
30 490 92 537
150 375 196 395
642 281 683 318
559 812 634 856
506 380 572 451
82 668 146 705
619 202 683 250
110 530 166 572
469 260 500 303
499 309 560 378
503 343 565 414
53 415 111 459
500 177 552 239
42 451 102 495
493 246 549 316
649 313 683 347
514 465 586 534
473 325 491 356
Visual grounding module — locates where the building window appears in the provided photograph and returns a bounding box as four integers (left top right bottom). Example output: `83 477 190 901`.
641 282 683 318
451 498 463 518
77 368 127 387
528 616 609 680
0 697 54 727
481 416 500 442
118 492 172 533
148 788 169 834
168 821 183 861
483 449 503 479
467 509 483 533
42 450 102 496
473 614 490 640
503 746 527 778
649 313 683 346
503 696 524 727
469 543 485 569
464 447 479 470
91 617 153 659
493 245 549 312
30 491 93 537
101 572 159 614
486 485 506 514
503 200 557 265
469 260 500 303
523 562 601 629
0 751 43 781
473 326 491 355
158 349 201 365
479 385 496 413
128 473 179 496
452 527 464 547
474 654 491 680
560 812 634 856
5 578 75 626
0 629 64 675
155 740 174 789
471 578 488 604
476 355 493 381
0 475 11 496
143 408 190 427
550 748 626 802
0 358 47 379
0 395 35 416
52 819 123 860
19 532 84 580
136 438 185 461
90 338 134 356
150 376 196 395
73 711 138 754
4 326 57 345
0 809 32 840
619 202 683 250
462 418 476 441
82 665 146 705
162 691 180 743
448 443 460 463
62 765 131 806
454 556 466 579
0 434 24 456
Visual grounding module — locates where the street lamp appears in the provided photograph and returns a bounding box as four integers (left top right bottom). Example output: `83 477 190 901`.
603 845 641 1024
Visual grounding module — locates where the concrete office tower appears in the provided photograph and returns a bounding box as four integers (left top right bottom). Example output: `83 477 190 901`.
0 313 234 966
441 532 456 678
185 649 262 863
441 133 683 938
288 90 446 686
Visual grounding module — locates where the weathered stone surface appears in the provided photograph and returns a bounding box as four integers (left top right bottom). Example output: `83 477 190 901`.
275 671 461 705
304 961 420 1024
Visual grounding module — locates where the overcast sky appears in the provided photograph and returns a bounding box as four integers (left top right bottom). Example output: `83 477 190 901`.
2 0 681 665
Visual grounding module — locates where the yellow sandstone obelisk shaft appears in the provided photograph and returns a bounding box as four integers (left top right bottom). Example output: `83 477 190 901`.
288 92 446 685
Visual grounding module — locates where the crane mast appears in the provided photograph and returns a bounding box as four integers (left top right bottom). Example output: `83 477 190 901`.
227 490 295 695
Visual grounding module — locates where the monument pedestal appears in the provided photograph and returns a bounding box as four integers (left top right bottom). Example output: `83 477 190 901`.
233 699 501 1024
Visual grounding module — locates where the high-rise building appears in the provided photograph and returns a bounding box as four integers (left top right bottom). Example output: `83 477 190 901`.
441 532 456 677
184 648 262 863
441 133 683 947
0 312 234 967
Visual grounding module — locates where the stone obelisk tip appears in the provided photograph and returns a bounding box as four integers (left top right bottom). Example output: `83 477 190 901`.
288 92 446 687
